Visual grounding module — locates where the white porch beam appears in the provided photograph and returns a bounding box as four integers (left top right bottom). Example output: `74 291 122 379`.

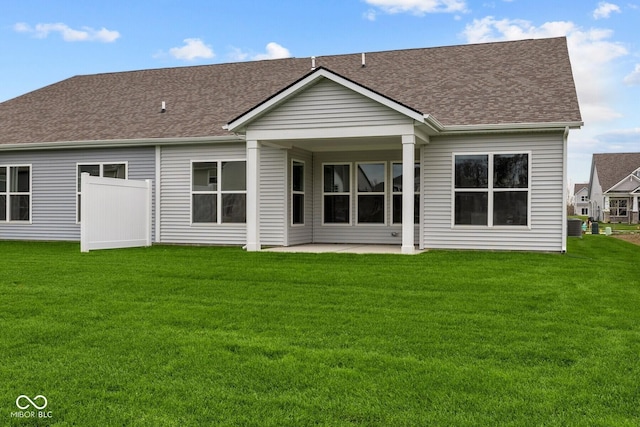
401 134 416 254
246 140 261 251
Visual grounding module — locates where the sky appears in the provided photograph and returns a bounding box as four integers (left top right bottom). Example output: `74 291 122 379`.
1 0 639 186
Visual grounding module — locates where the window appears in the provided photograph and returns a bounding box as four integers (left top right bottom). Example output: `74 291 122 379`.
323 164 350 224
610 198 628 217
77 163 127 222
581 208 588 215
291 160 305 225
392 162 420 224
0 165 31 222
580 195 588 202
454 153 529 226
192 161 246 224
357 163 385 224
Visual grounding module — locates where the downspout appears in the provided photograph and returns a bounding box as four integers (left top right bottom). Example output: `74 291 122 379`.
561 126 569 253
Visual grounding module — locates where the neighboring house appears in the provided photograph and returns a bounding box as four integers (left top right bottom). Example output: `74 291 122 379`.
588 153 640 224
0 37 582 252
574 183 590 216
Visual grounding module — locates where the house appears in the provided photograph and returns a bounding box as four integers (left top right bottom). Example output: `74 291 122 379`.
574 183 590 216
588 153 640 224
0 37 582 253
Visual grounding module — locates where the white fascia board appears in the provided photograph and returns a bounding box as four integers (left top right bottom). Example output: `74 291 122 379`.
226 68 425 133
435 121 583 134
0 135 244 151
607 173 640 193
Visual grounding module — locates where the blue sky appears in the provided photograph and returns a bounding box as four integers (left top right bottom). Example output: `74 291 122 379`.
1 0 639 185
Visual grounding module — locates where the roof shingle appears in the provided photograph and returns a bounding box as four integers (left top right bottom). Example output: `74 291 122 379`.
0 37 581 145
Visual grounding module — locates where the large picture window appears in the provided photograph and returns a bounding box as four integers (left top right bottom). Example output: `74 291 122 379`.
77 163 127 222
291 160 305 225
323 164 351 224
0 165 31 222
357 163 385 224
610 198 628 217
454 153 529 226
192 161 246 224
392 162 420 224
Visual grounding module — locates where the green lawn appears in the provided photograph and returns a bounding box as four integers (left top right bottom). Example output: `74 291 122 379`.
1 237 639 426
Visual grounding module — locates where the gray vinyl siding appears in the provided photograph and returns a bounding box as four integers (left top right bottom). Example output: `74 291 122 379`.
0 146 155 242
259 146 287 246
287 147 313 246
250 78 409 131
422 132 566 251
159 142 285 246
159 144 246 245
312 149 419 245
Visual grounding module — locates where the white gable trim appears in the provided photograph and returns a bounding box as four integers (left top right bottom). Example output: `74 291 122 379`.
225 68 426 133
605 172 640 194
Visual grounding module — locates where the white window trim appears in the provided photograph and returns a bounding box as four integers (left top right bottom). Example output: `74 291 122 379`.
391 161 420 225
451 152 531 229
322 162 352 226
76 162 128 224
355 162 387 226
190 159 247 225
0 164 32 224
291 159 305 227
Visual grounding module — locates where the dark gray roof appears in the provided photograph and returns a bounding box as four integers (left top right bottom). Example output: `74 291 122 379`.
592 152 640 192
574 183 588 194
0 37 581 145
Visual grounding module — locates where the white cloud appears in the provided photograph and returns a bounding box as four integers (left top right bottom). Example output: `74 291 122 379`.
168 38 215 61
14 22 120 42
364 0 468 15
593 2 621 19
230 42 292 62
623 64 640 85
363 9 378 21
460 17 628 124
253 42 291 60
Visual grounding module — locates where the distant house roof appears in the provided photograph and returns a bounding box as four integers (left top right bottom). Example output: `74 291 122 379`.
591 153 640 192
0 37 582 146
574 183 589 194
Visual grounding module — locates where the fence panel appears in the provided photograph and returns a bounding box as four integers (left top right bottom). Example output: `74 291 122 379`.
81 173 152 252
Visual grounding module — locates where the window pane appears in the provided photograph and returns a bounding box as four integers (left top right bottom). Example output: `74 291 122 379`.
192 162 217 191
357 163 385 192
292 161 304 192
392 163 421 192
0 168 6 192
221 161 246 191
358 195 384 223
103 164 126 179
493 192 528 225
324 165 350 193
10 166 30 192
222 194 246 223
78 165 100 191
10 195 30 221
192 194 216 223
494 154 528 188
0 195 5 221
393 194 420 224
455 155 488 188
324 195 350 223
292 194 304 225
455 192 488 225
77 195 82 222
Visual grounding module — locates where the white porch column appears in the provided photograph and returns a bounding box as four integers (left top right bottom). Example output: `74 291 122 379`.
633 195 639 212
246 140 261 251
401 134 415 254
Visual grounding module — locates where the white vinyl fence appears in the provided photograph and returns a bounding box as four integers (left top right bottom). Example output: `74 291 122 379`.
80 173 152 252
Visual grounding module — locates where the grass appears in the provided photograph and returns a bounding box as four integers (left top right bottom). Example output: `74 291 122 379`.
1 237 639 426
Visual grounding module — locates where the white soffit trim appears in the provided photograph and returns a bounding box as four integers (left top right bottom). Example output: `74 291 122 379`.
225 67 426 133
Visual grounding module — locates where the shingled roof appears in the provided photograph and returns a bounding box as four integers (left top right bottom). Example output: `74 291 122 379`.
591 153 640 192
0 37 581 145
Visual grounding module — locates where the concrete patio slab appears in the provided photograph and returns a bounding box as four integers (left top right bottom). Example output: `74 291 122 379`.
264 244 425 255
